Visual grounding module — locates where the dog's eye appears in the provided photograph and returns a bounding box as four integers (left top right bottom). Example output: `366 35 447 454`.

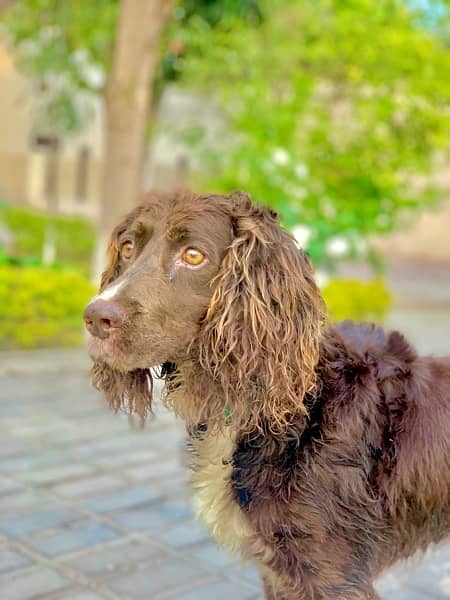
120 240 135 260
182 247 205 266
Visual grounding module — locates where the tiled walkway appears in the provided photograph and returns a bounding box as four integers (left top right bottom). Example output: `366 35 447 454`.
0 368 262 599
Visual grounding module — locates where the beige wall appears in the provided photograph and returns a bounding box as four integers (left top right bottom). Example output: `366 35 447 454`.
0 42 32 203
0 40 103 216
373 199 450 263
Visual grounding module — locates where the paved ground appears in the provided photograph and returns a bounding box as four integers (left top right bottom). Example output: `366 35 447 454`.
0 260 449 599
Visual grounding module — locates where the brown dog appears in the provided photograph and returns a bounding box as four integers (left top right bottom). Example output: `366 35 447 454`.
84 190 450 599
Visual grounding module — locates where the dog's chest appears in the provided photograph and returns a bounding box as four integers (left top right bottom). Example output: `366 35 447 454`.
189 430 252 553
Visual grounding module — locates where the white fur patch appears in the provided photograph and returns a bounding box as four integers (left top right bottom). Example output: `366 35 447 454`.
97 279 125 301
190 430 253 554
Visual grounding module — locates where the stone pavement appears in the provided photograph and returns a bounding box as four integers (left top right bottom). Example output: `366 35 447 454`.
0 367 262 599
0 261 449 600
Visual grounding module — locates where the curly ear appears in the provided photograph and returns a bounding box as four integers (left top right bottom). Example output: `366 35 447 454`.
194 193 325 434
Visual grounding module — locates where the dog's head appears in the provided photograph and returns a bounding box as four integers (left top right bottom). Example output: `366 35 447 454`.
85 191 324 431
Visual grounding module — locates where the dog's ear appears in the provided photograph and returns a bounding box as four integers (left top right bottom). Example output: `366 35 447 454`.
198 192 325 433
99 224 123 292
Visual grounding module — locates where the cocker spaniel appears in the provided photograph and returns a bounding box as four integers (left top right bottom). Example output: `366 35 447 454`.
84 190 450 599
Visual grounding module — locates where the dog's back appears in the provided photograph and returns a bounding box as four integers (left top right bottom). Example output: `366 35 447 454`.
334 321 450 567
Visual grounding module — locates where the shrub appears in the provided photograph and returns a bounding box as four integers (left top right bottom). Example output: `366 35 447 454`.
323 278 392 323
0 261 392 350
0 202 95 272
0 265 95 349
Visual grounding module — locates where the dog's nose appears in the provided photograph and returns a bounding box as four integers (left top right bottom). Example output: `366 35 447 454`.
83 300 126 339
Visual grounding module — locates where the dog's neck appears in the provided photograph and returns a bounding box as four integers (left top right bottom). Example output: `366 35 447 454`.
160 351 324 438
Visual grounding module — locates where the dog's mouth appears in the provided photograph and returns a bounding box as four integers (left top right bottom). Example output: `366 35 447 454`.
86 332 168 373
87 333 125 364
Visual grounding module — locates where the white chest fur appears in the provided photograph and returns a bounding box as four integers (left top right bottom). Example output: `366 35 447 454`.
189 429 253 554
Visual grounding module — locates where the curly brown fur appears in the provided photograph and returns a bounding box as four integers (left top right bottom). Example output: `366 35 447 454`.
166 195 324 434
85 190 450 600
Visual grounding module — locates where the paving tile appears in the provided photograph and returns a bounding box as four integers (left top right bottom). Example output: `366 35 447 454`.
0 506 82 537
173 578 260 600
153 520 210 549
53 589 108 600
0 476 25 495
106 558 211 598
112 502 192 532
439 575 450 598
93 448 159 469
405 565 450 598
27 522 120 557
146 428 187 450
379 588 430 600
226 563 262 587
0 490 51 514
19 462 95 485
0 566 71 599
126 458 183 482
81 486 163 513
74 436 152 458
51 475 126 498
0 547 31 573
0 452 64 474
376 550 450 599
153 474 190 497
192 542 238 568
65 539 169 579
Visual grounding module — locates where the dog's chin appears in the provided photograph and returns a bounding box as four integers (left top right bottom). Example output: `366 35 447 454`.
86 334 162 372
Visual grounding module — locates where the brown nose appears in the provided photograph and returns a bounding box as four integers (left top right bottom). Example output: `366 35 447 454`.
83 300 126 339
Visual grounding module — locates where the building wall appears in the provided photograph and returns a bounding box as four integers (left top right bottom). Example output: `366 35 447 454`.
0 42 32 204
0 40 104 218
373 200 450 263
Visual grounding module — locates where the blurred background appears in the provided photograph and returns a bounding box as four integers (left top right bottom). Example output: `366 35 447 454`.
0 1 449 599
0 0 449 349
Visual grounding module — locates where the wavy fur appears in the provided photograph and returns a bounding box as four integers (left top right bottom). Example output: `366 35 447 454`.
166 194 325 434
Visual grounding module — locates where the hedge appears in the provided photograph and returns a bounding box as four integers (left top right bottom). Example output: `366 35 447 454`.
0 265 95 349
0 262 391 349
323 278 392 323
0 202 95 272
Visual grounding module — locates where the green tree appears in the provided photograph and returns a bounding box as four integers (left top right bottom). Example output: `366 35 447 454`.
2 1 261 133
3 1 449 270
2 0 262 275
177 0 450 268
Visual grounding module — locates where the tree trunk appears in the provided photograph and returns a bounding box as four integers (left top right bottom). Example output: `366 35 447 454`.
93 0 175 281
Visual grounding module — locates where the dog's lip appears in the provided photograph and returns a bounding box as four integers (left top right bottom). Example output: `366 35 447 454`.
87 333 122 361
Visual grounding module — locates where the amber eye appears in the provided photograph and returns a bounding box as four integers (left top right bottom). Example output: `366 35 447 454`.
120 240 135 260
182 247 205 266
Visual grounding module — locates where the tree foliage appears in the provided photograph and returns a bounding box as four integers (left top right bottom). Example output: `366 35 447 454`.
177 0 450 267
2 0 259 131
3 0 117 131
3 0 450 267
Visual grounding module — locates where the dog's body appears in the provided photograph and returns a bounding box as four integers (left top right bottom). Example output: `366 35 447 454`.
85 191 450 599
189 322 450 599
